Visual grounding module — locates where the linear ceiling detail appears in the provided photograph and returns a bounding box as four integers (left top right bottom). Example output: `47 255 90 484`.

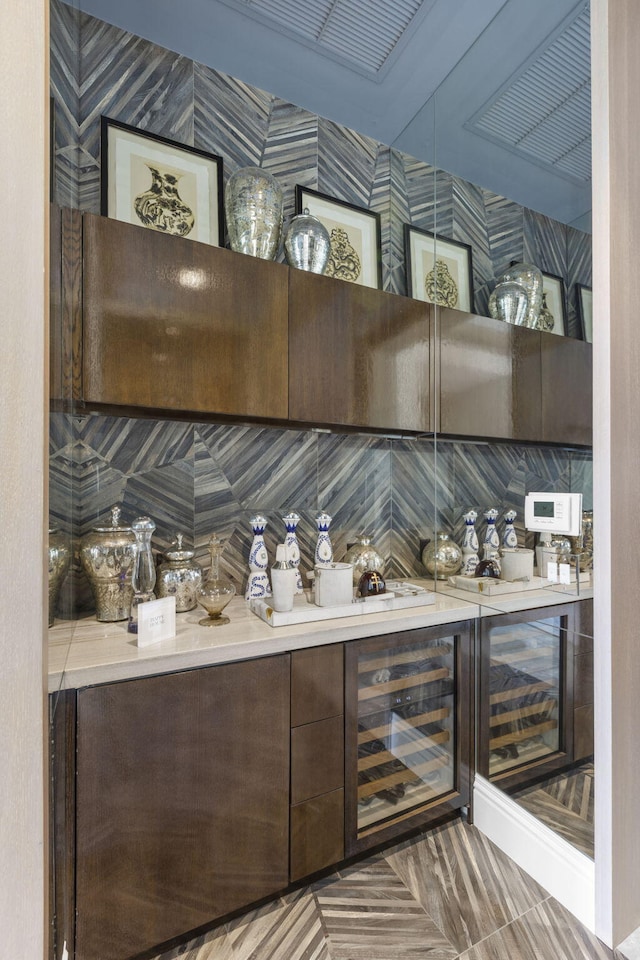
466 4 591 183
218 0 428 75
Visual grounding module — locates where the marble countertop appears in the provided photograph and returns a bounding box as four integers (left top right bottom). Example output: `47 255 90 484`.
47 577 592 693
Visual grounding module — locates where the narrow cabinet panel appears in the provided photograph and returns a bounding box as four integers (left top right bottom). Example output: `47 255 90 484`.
82 214 289 418
540 332 592 446
75 655 290 960
289 270 432 432
438 308 541 441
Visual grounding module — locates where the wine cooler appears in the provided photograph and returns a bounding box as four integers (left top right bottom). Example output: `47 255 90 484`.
345 621 473 855
478 603 579 791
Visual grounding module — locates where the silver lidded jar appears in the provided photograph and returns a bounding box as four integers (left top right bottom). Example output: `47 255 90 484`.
284 207 331 274
342 535 385 586
156 533 203 613
79 505 137 622
225 166 283 260
422 533 463 580
48 527 71 626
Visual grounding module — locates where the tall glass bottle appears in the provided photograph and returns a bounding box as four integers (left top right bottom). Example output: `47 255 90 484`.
128 517 156 634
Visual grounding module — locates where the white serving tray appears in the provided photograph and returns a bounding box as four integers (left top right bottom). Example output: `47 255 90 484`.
249 582 436 627
447 572 590 596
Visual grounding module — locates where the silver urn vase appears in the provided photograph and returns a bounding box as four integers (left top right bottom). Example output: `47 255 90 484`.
501 262 543 328
422 533 463 580
79 505 137 622
489 280 529 326
157 533 203 613
284 207 331 273
342 535 385 586
225 166 283 260
48 527 71 626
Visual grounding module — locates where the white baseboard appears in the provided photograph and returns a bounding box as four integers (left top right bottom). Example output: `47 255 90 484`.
473 775 595 931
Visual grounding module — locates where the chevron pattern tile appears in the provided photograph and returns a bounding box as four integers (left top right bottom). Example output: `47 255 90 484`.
50 0 81 208
148 818 613 960
48 413 592 612
452 179 493 317
51 0 592 309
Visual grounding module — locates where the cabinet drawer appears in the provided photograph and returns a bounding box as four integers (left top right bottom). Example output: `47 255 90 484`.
290 789 344 882
291 645 344 726
291 715 344 804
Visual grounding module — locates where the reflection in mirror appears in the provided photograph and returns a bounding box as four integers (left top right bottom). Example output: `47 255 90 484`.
47 2 594 955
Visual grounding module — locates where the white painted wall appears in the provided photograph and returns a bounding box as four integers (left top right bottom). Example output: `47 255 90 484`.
0 0 48 956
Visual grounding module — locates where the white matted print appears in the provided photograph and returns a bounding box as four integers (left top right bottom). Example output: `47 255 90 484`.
295 186 382 289
576 284 593 343
404 225 474 312
101 118 224 246
540 272 568 336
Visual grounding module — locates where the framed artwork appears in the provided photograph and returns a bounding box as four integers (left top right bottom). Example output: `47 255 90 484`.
100 117 224 246
295 185 382 289
540 271 568 336
576 283 593 342
404 225 474 312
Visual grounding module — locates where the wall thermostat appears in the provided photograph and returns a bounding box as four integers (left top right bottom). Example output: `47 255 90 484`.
524 492 582 536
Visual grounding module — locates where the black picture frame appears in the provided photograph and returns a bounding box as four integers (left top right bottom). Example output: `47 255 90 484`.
540 270 568 336
295 185 382 289
404 224 474 312
100 117 224 246
576 283 593 342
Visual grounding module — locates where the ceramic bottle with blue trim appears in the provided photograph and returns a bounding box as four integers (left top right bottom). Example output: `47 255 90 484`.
246 514 271 600
314 512 333 566
482 508 501 566
503 510 518 549
461 510 480 576
283 511 304 594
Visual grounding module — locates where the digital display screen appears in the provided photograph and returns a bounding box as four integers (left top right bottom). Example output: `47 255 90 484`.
534 500 555 518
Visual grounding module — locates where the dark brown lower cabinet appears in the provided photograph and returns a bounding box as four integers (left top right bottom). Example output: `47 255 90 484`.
344 621 473 856
478 600 593 792
289 645 345 881
72 655 290 960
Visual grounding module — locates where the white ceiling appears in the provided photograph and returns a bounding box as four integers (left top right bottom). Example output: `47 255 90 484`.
74 0 592 230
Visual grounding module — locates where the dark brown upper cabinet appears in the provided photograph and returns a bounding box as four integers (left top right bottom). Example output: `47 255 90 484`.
288 269 432 433
81 212 289 419
437 307 542 442
49 207 592 446
540 330 592 446
437 308 592 446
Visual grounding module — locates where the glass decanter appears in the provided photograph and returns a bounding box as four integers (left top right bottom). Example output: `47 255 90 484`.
128 516 157 634
197 534 236 627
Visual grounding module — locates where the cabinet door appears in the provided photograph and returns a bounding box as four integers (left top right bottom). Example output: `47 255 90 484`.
75 656 290 960
344 622 472 856
289 270 432 432
478 604 576 790
82 213 289 419
540 332 592 446
438 308 541 441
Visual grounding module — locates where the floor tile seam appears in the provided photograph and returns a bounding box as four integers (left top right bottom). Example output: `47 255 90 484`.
382 846 462 955
310 887 337 959
453 895 555 958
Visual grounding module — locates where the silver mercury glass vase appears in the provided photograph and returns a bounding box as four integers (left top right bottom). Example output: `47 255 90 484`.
489 280 529 326
225 166 283 260
284 207 331 273
501 262 543 328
